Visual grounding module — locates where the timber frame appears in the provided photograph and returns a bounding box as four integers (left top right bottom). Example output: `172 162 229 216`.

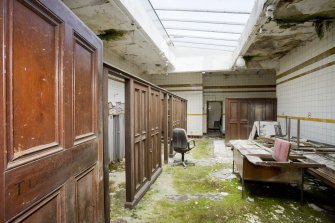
103 63 187 209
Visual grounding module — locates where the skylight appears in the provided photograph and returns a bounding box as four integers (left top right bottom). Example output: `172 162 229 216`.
148 0 256 52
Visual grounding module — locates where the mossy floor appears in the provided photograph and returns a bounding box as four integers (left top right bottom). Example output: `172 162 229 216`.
109 137 335 223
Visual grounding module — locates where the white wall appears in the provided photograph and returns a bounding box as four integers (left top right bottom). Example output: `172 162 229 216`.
108 77 125 104
276 24 335 145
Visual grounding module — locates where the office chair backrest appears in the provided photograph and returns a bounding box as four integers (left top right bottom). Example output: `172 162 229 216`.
171 128 188 149
272 138 290 162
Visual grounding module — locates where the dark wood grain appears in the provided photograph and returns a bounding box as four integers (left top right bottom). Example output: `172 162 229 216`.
1 0 103 222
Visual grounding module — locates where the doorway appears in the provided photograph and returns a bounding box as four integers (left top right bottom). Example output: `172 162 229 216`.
207 101 223 137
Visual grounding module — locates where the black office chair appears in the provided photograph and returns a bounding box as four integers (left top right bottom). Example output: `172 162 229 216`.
171 128 195 167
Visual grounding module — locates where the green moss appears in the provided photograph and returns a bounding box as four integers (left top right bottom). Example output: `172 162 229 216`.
243 56 255 66
313 20 325 39
97 29 126 41
109 161 125 172
190 138 213 159
109 138 335 223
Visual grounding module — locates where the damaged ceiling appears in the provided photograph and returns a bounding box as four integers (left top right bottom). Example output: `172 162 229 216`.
63 0 170 75
239 0 335 69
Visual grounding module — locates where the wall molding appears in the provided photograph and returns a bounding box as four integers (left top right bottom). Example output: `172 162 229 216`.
277 61 335 85
277 115 335 124
276 46 335 80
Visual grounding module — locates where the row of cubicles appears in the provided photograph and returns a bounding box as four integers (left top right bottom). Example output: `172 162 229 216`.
103 63 187 210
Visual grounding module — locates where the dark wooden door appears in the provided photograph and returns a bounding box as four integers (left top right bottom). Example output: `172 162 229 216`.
225 99 249 140
0 0 103 222
149 88 161 176
225 98 277 141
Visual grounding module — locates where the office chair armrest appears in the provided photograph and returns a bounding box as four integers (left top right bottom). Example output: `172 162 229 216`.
188 139 195 149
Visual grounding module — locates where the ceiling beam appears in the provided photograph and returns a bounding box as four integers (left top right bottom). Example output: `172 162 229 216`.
160 18 245 26
174 44 235 52
172 40 236 48
170 35 239 42
166 27 242 34
154 8 251 14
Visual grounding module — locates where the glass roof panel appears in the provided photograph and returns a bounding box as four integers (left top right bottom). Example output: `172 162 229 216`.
172 37 238 47
148 0 256 51
156 11 250 24
162 21 244 34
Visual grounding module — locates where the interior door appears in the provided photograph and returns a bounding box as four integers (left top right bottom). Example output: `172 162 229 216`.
133 82 149 194
0 0 103 222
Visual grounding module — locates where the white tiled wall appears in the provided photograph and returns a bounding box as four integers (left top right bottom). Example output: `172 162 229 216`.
277 24 335 145
108 78 125 104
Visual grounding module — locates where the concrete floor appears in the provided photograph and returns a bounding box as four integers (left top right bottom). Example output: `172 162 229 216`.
109 137 335 223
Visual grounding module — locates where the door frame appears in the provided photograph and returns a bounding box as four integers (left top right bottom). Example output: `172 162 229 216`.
206 101 223 132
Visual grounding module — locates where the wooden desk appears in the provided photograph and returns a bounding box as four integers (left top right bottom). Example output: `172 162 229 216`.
230 140 324 204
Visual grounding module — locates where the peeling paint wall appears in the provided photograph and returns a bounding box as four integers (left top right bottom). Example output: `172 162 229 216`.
277 24 335 144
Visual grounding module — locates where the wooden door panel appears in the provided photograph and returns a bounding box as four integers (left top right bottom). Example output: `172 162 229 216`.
12 0 61 159
133 83 149 193
149 89 161 174
229 101 238 123
240 101 248 122
265 101 274 120
240 123 249 139
229 124 238 140
1 0 103 222
16 190 63 223
74 34 96 142
5 142 97 221
254 103 264 121
75 166 96 223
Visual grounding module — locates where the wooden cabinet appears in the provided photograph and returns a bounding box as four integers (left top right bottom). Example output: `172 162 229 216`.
225 98 277 141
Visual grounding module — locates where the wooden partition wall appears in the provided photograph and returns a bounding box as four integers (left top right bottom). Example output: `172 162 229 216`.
103 64 187 208
167 96 187 157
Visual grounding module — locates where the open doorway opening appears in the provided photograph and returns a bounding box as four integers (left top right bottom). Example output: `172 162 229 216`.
207 101 223 137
